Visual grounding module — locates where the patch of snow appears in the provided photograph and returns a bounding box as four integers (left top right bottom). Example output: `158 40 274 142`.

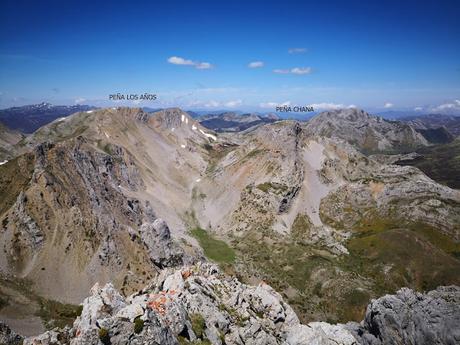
86 110 94 113
199 129 217 141
192 125 197 131
0 160 8 165
185 117 189 124
104 132 110 138
196 178 201 182
171 127 175 132
181 144 186 148
55 117 66 122
181 114 185 122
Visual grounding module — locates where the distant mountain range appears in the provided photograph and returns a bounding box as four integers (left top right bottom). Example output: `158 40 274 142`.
398 113 460 137
0 102 97 133
2 103 460 142
198 112 279 132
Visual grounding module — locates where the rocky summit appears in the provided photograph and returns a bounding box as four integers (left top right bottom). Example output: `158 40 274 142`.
0 106 459 344
11 263 460 345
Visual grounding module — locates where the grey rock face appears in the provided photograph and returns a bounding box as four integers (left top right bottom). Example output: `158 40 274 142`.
139 219 184 268
346 286 460 345
20 264 460 345
304 108 428 153
0 322 23 345
10 191 44 250
22 263 358 345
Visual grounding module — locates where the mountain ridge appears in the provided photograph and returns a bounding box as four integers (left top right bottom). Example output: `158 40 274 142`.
0 106 459 339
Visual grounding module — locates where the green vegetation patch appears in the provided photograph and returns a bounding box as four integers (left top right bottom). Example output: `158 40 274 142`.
291 214 313 240
344 228 460 294
396 139 460 189
36 298 83 329
191 227 235 264
190 313 206 338
256 182 288 194
134 316 144 334
99 328 111 345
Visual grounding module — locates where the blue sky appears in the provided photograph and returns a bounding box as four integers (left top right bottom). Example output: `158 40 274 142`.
0 0 459 113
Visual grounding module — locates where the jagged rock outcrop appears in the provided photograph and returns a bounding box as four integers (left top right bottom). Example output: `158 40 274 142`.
304 108 428 153
139 219 184 268
23 263 358 345
346 286 460 345
21 264 460 345
0 321 23 345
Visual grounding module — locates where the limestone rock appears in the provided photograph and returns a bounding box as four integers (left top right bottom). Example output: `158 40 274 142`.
346 286 460 345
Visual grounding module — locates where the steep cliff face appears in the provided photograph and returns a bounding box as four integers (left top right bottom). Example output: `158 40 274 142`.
0 137 186 304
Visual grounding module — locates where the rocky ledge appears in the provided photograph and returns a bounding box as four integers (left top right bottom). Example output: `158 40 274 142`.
5 263 459 345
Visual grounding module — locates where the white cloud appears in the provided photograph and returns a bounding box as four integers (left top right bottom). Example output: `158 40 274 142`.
225 99 243 107
205 100 220 107
260 101 291 108
414 106 423 111
273 67 312 75
167 56 194 65
167 56 213 70
291 67 311 75
384 102 394 108
432 99 460 111
75 97 86 104
188 99 242 108
195 62 213 69
273 69 290 74
288 48 307 54
248 61 264 68
308 102 356 110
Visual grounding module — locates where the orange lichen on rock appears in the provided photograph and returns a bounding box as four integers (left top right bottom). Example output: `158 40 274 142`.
147 295 168 315
147 290 178 315
182 270 192 279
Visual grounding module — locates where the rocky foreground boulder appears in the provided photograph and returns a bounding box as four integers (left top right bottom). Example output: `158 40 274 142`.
346 286 460 345
13 263 458 345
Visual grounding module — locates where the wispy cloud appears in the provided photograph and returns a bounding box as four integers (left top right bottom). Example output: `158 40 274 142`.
188 99 242 108
308 103 356 110
167 56 213 69
260 101 291 108
291 67 311 75
384 102 394 108
273 69 290 74
74 97 86 104
248 61 264 68
432 99 460 111
225 99 243 107
273 67 312 75
195 62 212 69
288 48 307 54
